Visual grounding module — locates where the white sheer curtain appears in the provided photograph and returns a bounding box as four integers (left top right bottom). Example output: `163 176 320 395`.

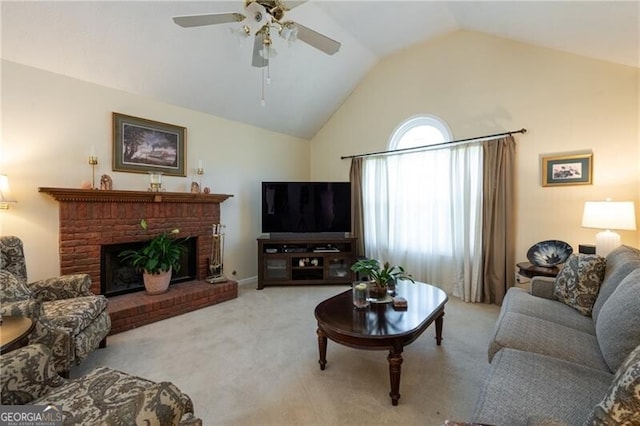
362 143 483 298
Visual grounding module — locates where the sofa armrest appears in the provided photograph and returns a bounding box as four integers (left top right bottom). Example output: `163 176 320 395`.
0 299 43 319
103 381 197 425
29 318 74 374
0 343 66 405
28 274 93 301
530 276 557 300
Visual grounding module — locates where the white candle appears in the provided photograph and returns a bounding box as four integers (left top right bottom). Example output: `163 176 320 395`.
198 160 203 170
90 145 96 158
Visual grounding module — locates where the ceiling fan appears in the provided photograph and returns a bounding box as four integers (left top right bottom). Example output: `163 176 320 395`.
173 0 341 68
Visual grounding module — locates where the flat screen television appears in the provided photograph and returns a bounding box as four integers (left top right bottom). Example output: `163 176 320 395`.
261 182 351 234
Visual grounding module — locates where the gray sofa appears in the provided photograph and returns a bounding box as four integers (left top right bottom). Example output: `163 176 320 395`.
472 245 640 425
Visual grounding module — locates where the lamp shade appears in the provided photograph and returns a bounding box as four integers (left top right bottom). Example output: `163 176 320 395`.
0 174 16 205
581 201 637 231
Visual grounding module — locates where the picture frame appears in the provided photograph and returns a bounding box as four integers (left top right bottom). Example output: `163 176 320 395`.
112 113 186 176
541 152 593 187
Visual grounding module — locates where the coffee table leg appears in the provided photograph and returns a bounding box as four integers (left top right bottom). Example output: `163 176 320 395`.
317 327 327 370
435 311 445 346
387 348 403 406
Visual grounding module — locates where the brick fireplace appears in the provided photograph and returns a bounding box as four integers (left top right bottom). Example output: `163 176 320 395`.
40 187 238 334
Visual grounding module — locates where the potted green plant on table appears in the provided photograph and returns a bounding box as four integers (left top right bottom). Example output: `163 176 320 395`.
118 219 188 295
350 258 415 301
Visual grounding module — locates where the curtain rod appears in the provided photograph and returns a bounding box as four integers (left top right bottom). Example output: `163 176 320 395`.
340 128 527 160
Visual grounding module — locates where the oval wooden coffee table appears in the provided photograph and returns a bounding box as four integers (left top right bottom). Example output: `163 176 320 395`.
314 280 448 405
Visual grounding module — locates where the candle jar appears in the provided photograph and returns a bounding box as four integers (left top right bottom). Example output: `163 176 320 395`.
352 281 370 309
148 172 163 192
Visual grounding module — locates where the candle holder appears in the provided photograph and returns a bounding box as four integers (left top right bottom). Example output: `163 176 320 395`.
148 172 163 192
191 165 204 193
88 156 98 189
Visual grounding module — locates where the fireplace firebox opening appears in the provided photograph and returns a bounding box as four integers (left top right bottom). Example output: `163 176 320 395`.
100 238 197 297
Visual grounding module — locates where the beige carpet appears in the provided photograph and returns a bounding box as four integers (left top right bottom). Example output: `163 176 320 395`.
75 283 500 425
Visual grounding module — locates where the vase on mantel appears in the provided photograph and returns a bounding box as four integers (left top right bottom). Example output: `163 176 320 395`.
143 268 172 295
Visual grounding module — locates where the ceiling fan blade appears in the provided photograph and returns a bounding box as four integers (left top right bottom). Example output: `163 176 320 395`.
173 13 245 28
252 32 269 68
293 22 341 55
282 1 308 11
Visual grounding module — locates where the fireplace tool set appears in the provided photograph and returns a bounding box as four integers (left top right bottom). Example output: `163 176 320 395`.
206 223 227 283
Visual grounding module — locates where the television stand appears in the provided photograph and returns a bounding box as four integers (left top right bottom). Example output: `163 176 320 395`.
257 236 358 289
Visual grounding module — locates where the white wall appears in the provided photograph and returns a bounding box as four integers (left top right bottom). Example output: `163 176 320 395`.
1 60 310 282
311 30 640 263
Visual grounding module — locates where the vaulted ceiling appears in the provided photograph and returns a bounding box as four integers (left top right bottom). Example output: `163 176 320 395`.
2 1 638 139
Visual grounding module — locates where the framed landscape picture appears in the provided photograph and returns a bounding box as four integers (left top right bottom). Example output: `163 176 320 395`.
112 113 186 176
542 152 593 187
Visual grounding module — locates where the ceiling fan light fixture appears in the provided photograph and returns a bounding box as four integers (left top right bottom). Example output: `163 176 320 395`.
279 21 298 43
259 46 278 59
229 26 251 44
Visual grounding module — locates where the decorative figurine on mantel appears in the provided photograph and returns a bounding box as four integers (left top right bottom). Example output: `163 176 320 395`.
191 160 204 193
100 174 113 190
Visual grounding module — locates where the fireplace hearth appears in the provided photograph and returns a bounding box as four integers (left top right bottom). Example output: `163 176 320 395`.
101 238 197 297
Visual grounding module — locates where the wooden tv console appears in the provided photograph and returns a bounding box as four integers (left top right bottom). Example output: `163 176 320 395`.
257 236 358 289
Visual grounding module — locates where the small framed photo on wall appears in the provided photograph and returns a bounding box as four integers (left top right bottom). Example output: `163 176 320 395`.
541 152 593 187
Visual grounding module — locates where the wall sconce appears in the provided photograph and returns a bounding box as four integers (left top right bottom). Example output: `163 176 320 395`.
581 200 637 257
0 174 17 209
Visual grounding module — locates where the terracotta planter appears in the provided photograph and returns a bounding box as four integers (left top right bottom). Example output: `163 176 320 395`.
143 268 172 295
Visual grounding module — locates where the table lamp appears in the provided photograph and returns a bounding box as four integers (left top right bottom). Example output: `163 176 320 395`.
0 174 17 209
581 200 637 257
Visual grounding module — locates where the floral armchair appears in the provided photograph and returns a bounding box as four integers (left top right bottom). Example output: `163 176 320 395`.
0 236 111 376
1 343 202 425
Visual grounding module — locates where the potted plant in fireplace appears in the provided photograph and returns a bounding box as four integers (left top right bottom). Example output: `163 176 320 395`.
118 219 188 295
351 258 415 301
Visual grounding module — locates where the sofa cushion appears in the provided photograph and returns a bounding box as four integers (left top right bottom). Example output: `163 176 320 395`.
488 311 609 371
553 254 606 316
500 287 594 334
595 268 640 372
473 349 612 425
585 344 640 425
0 269 32 302
592 245 640 324
42 296 108 335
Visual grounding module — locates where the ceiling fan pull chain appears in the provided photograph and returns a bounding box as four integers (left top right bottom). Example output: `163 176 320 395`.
266 50 271 85
261 67 266 107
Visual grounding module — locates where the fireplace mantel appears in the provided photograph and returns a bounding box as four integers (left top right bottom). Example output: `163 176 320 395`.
39 187 233 204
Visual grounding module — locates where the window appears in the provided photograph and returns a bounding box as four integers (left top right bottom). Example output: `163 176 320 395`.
361 115 482 295
388 115 452 150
